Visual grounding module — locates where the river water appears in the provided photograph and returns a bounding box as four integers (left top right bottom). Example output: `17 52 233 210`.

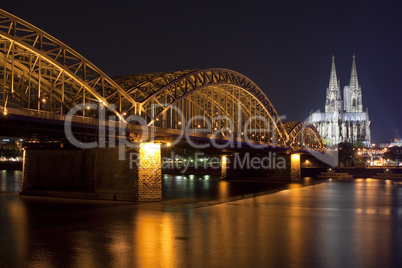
1 171 402 267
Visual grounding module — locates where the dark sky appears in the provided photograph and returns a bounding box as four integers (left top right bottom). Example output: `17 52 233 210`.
3 0 402 142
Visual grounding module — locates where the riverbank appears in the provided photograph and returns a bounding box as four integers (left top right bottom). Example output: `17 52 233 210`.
338 166 402 178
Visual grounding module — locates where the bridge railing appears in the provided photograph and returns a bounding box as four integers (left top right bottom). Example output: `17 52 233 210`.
3 106 289 148
5 107 97 125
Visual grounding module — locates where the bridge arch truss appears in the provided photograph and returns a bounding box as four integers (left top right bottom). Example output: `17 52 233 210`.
115 69 289 144
0 9 325 150
0 9 136 119
284 121 325 151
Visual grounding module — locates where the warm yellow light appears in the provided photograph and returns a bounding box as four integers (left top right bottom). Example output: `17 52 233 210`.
138 142 162 201
291 154 300 161
123 112 127 116
178 122 182 125
3 109 7 115
197 125 201 128
290 153 301 182
139 143 161 176
221 155 228 179
86 106 90 110
41 98 46 103
166 142 171 147
140 142 161 154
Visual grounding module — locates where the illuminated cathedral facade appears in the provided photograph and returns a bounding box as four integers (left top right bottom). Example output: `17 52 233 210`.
309 55 371 147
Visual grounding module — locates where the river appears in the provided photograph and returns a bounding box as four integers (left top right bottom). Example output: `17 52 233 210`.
1 171 401 267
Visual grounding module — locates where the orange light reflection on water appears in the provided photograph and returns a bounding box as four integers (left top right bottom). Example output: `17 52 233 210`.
135 213 176 268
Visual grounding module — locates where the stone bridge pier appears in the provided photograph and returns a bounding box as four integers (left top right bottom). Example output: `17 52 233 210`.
220 152 302 182
21 143 162 202
21 143 308 202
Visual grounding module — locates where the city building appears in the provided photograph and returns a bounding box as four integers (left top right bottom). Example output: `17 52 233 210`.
389 131 402 147
309 55 371 147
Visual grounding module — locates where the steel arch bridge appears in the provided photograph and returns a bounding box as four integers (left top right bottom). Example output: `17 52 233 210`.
0 9 324 151
284 121 325 150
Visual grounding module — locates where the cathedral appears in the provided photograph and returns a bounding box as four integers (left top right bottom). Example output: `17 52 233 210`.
309 55 371 147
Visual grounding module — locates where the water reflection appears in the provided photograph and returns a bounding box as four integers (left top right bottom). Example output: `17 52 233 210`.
1 174 402 267
162 174 294 203
135 214 176 267
0 170 22 192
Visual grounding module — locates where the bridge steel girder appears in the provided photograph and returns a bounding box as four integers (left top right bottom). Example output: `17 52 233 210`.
0 9 138 119
0 9 326 152
121 68 290 143
285 121 325 152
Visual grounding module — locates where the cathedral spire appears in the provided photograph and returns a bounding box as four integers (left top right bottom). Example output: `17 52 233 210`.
345 54 363 112
325 55 342 113
329 55 338 91
349 54 359 90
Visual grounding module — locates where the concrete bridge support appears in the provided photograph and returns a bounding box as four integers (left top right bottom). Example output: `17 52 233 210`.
20 143 162 201
290 153 301 182
220 155 228 179
221 152 302 181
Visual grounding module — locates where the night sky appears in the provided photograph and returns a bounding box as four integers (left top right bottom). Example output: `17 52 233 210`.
2 0 402 143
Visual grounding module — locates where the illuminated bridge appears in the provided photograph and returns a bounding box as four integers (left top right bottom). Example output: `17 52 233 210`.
0 9 326 201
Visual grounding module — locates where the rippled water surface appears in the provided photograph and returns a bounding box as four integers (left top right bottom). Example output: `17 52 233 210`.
1 172 402 267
